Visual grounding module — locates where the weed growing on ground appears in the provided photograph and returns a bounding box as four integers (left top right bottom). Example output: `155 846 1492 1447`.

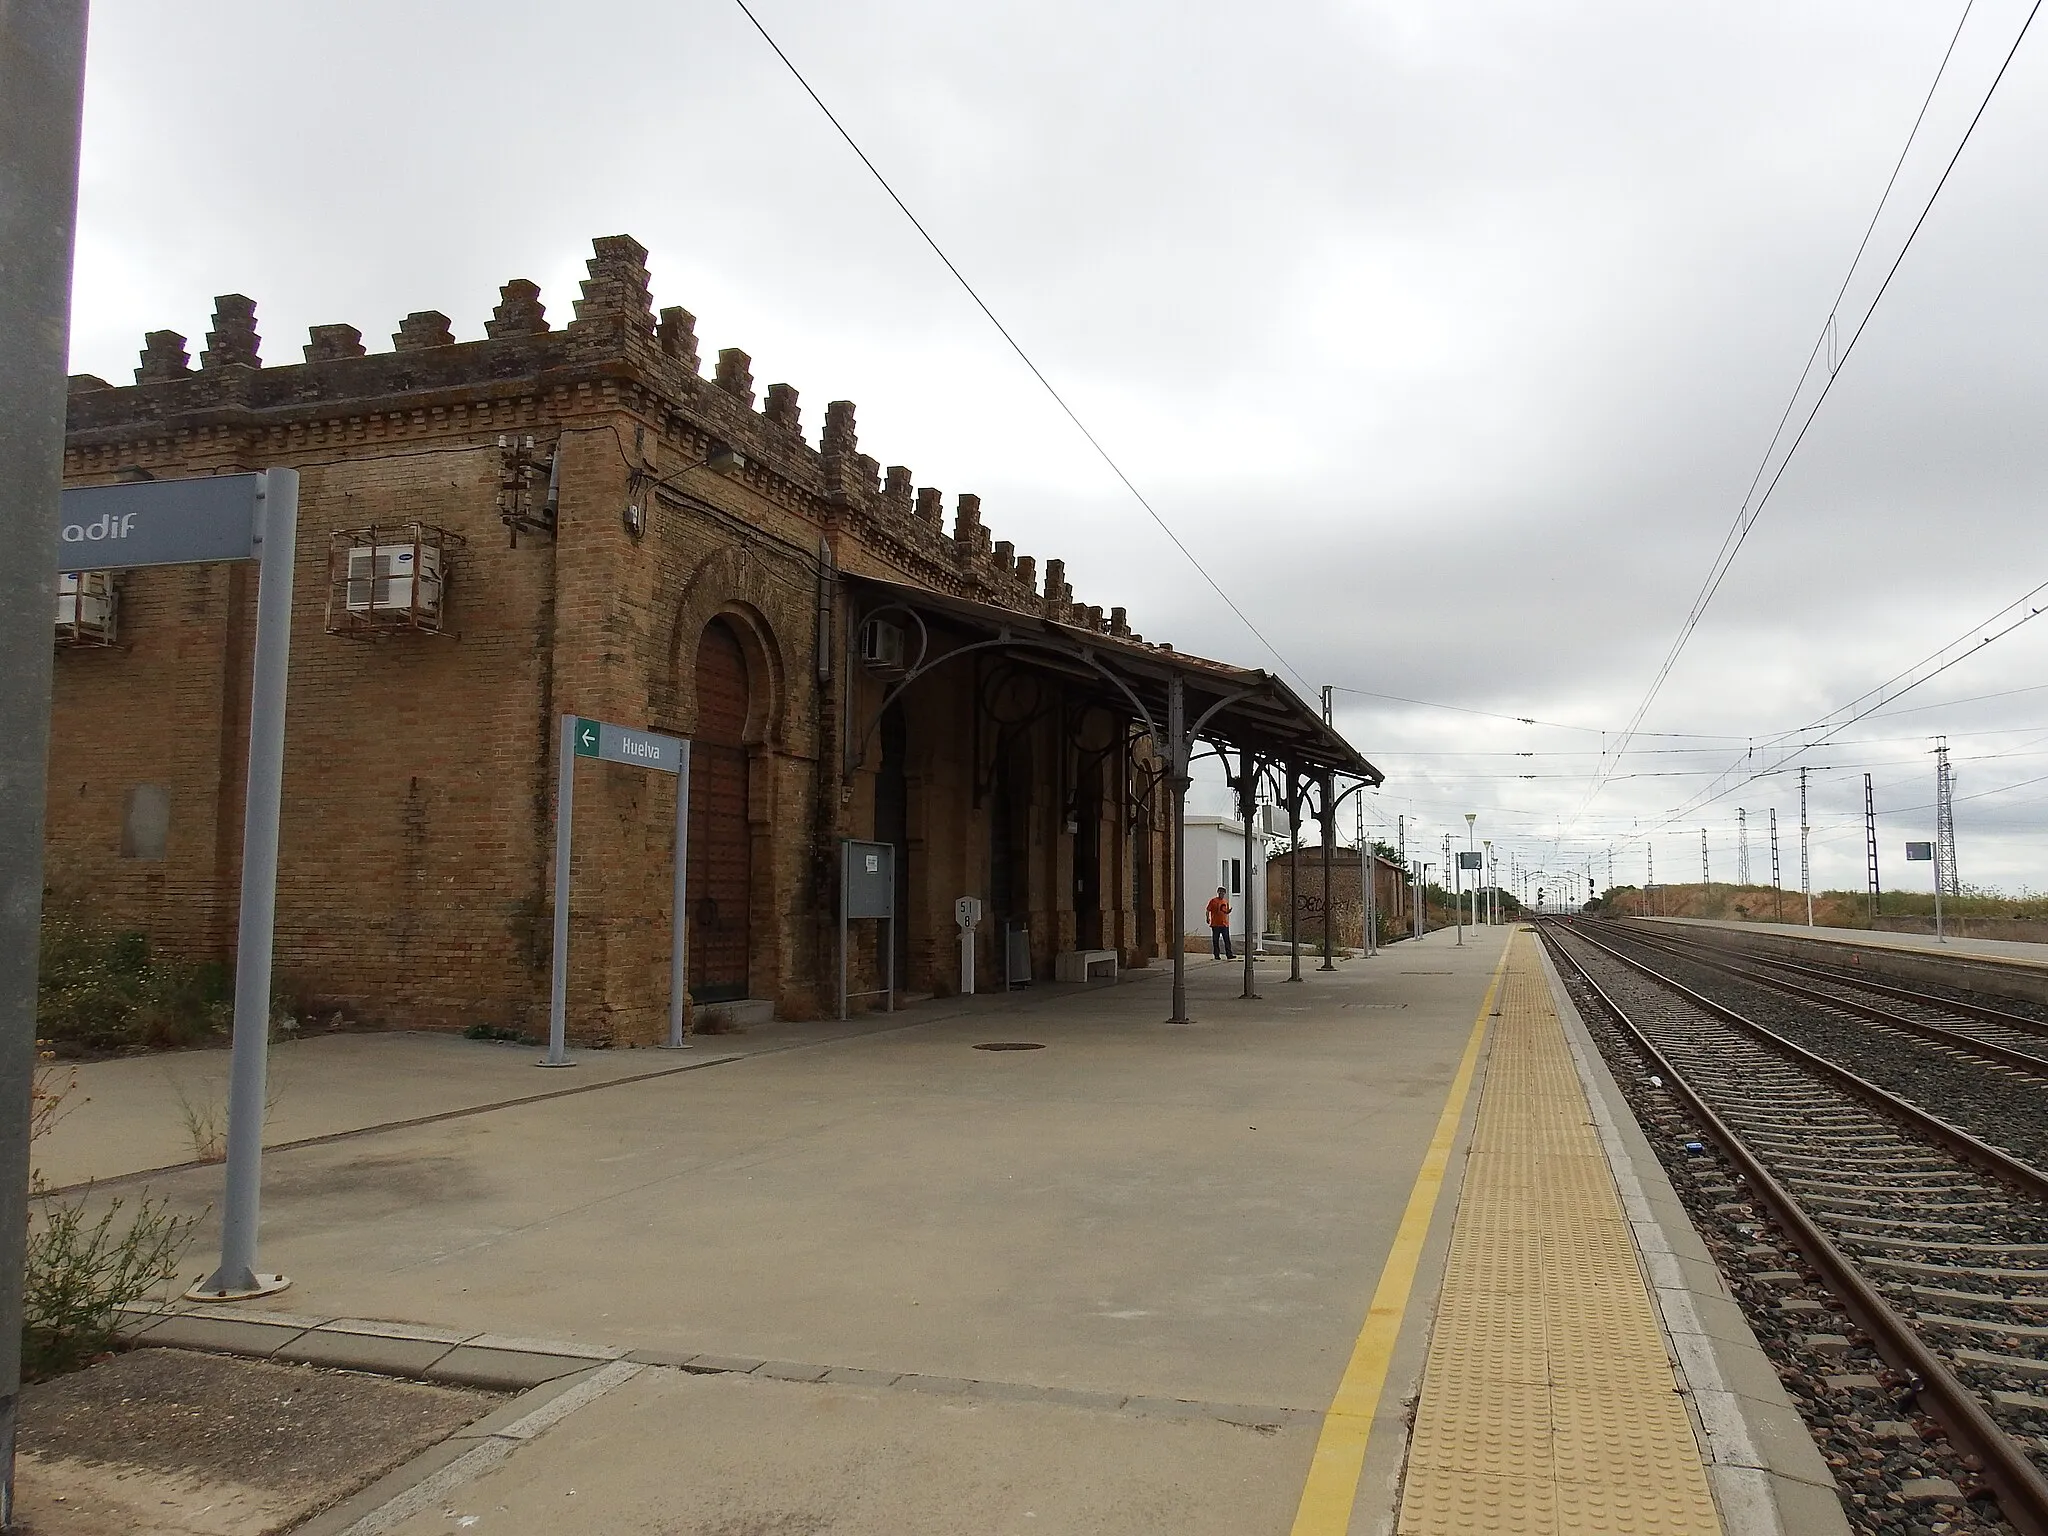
22 1049 198 1380
22 1188 197 1379
37 899 232 1054
168 1071 286 1164
171 1081 229 1164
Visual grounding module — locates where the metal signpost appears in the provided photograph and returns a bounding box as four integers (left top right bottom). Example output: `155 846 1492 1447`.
546 715 692 1065
837 840 897 1020
1456 850 1483 941
1906 840 1942 941
955 895 982 996
52 472 298 1302
4 7 89 1516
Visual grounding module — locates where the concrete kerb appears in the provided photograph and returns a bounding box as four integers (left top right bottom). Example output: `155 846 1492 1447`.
1532 934 1851 1536
115 1303 618 1387
114 1303 1324 1432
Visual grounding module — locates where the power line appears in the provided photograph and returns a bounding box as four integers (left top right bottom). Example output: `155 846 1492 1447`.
727 0 1308 689
1628 570 2048 837
1582 0 2036 816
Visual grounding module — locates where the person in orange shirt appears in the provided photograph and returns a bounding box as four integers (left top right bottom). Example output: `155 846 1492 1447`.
1206 887 1234 960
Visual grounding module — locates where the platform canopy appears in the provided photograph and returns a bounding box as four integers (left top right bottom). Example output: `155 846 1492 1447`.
844 571 1381 785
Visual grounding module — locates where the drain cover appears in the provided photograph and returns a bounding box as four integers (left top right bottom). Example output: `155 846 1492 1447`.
973 1042 1045 1051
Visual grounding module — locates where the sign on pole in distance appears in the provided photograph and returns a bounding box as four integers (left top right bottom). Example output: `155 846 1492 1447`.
1457 850 1483 870
547 714 693 1067
56 475 265 571
1905 841 1934 862
573 717 683 773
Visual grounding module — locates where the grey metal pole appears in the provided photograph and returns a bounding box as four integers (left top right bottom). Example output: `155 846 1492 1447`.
662 743 692 1048
1168 677 1189 1024
541 715 576 1066
1358 794 1375 957
1319 773 1336 970
1286 772 1302 982
0 2 88 1516
194 469 299 1300
1240 749 1258 999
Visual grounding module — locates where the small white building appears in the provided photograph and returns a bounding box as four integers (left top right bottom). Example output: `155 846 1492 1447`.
1180 816 1268 944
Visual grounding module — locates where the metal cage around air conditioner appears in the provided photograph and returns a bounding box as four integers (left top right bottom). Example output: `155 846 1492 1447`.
56 570 118 647
324 523 464 638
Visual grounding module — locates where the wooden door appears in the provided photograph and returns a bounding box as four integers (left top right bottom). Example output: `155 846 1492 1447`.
689 620 752 1002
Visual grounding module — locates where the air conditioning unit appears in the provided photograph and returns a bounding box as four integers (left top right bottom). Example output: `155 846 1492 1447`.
858 617 906 670
345 543 443 616
56 571 116 644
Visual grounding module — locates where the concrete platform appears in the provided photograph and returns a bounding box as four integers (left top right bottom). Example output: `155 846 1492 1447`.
66 927 1842 1533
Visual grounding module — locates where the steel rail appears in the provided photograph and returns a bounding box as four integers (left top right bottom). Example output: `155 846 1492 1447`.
1557 922 2048 1200
1601 924 2048 1078
1541 925 2048 1535
1644 929 2048 1040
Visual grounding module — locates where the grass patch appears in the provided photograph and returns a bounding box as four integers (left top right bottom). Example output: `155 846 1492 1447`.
38 902 232 1056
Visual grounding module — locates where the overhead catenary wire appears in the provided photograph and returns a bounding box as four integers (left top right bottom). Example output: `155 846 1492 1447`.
1579 0 2039 822
728 0 1309 691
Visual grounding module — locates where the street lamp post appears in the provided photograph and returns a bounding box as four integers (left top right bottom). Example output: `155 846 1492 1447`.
1464 813 1477 937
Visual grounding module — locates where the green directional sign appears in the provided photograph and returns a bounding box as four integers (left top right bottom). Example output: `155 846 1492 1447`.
573 717 601 758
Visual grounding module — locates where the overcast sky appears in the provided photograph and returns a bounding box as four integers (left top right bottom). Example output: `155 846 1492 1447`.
69 0 2048 898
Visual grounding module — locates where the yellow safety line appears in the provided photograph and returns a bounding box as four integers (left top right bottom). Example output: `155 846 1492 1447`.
1288 939 1511 1536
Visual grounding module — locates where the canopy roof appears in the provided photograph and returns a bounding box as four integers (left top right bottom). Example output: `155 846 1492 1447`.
845 572 1382 784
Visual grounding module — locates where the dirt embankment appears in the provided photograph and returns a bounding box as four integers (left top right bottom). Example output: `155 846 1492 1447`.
1605 883 2048 943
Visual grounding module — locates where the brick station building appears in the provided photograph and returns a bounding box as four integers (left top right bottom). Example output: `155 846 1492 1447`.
51 234 1375 1042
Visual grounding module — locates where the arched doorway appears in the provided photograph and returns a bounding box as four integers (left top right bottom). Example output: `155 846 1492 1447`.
689 619 752 1002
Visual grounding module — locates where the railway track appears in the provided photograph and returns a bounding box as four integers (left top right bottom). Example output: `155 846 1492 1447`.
1541 921 2048 1534
1617 922 2048 1072
1576 921 2048 1177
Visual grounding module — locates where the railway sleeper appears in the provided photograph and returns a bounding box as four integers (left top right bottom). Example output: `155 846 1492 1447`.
1870 1258 2048 1281
1912 1285 2048 1310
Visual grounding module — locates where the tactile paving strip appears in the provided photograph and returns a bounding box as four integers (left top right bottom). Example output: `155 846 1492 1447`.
1395 934 1723 1536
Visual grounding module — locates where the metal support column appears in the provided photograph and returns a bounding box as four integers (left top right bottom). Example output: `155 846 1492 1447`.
195 470 301 1299
663 745 693 1049
1864 772 1881 919
542 715 576 1066
1286 770 1303 982
1167 676 1190 1024
0 2 89 1517
1240 748 1259 999
1319 772 1336 970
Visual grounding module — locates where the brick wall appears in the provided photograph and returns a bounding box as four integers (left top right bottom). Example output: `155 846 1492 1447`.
52 235 1190 1040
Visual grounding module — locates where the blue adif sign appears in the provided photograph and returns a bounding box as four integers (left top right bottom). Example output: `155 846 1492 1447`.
56 474 264 571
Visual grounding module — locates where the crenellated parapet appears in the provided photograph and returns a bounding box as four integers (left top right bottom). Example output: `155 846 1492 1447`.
64 232 1149 641
200 295 260 371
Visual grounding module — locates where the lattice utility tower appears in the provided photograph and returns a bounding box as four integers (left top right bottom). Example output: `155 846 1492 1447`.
1864 773 1881 918
1769 808 1782 922
1935 736 1959 898
1737 809 1750 886
1799 767 1813 926
1700 828 1710 885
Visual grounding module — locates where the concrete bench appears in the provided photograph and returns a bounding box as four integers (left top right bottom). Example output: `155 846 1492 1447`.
1055 949 1118 983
